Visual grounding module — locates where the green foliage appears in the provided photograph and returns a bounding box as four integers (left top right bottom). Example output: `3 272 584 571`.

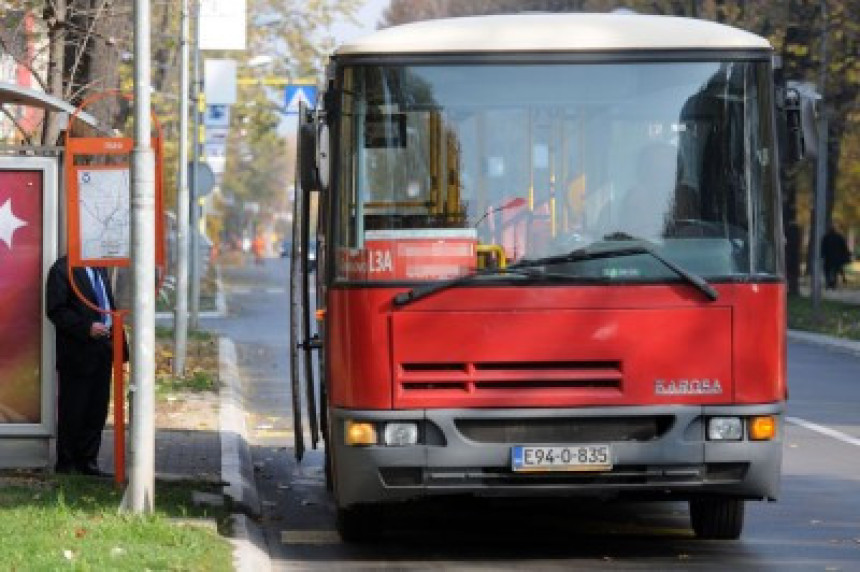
0 475 232 571
156 369 219 395
788 294 860 340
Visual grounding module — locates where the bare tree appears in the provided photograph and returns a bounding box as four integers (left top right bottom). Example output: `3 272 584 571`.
0 0 132 143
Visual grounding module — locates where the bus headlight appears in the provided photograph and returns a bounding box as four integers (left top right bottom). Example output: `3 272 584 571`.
707 417 743 441
383 422 419 446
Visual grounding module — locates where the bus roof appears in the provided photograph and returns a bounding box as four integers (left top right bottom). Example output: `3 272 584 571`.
335 13 771 56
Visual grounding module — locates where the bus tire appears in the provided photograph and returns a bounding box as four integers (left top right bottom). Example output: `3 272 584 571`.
689 497 745 539
336 505 382 542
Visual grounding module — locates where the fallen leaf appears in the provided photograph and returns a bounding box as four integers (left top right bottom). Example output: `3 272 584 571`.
75 528 87 538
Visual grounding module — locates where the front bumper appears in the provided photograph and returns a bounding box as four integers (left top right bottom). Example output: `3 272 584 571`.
331 404 783 508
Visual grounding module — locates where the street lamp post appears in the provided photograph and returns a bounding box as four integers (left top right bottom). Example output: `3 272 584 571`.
126 0 156 513
190 0 202 330
174 0 191 375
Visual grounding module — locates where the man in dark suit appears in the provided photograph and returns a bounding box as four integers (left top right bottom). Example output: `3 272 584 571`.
46 255 124 476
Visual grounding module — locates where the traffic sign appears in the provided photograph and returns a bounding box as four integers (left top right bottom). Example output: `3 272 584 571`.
188 161 215 197
205 104 230 128
285 85 317 115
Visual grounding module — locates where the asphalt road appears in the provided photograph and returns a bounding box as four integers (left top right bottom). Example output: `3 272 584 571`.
205 257 860 571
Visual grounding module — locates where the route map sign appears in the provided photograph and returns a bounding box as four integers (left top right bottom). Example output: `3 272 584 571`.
77 167 131 260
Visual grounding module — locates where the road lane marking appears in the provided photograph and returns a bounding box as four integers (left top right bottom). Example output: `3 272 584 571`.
787 417 860 448
253 429 294 438
265 287 286 294
281 530 341 545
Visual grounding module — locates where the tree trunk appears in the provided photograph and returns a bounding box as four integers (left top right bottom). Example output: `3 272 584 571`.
42 0 67 145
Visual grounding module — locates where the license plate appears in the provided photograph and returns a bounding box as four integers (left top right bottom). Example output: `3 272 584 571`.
511 444 613 472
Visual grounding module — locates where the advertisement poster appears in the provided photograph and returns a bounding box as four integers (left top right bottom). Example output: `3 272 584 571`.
0 170 42 423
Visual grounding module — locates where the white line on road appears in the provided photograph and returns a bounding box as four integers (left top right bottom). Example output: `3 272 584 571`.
265 287 286 294
786 416 860 448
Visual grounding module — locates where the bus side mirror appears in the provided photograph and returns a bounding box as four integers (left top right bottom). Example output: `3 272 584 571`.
779 88 804 165
778 82 822 165
299 121 319 193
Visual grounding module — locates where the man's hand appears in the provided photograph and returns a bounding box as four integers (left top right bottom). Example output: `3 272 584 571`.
90 322 110 338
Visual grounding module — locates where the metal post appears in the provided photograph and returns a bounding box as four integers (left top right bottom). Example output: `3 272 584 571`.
811 0 829 313
811 113 828 311
126 0 156 513
189 0 202 329
173 0 190 375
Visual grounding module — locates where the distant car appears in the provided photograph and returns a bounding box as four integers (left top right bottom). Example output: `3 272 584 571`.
280 240 291 258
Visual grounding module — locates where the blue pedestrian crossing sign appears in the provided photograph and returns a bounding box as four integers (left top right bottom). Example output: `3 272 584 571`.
284 84 317 115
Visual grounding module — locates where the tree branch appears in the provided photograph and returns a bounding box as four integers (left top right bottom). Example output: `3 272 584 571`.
64 0 111 101
0 16 49 92
0 105 34 145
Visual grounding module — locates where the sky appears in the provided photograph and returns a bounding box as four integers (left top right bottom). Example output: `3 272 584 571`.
329 0 390 45
279 0 389 135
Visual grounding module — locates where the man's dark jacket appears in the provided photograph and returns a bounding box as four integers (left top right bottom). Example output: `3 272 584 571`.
46 257 128 372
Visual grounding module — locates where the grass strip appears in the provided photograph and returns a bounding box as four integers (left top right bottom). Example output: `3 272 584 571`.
788 294 860 340
0 474 232 571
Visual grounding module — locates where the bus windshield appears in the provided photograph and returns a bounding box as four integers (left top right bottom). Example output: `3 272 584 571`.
334 60 779 284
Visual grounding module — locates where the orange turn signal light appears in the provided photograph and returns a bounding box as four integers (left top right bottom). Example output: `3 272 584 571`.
315 308 326 321
345 421 377 446
749 416 776 440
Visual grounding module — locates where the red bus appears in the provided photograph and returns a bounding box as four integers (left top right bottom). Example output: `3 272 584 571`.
290 13 792 542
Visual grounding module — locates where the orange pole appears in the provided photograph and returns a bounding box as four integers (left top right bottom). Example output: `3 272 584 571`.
112 311 127 485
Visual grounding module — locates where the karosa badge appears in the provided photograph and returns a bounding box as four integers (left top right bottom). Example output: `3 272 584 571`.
655 378 723 395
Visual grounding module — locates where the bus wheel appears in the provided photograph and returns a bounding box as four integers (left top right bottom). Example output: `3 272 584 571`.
689 497 745 539
336 505 382 542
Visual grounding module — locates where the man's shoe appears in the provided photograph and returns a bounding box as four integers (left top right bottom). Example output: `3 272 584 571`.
76 462 112 478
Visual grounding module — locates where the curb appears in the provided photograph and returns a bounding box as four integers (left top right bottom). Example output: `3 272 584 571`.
231 513 272 572
219 337 261 518
787 329 860 356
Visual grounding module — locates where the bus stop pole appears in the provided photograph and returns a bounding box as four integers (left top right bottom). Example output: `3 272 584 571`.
189 0 202 330
173 0 190 375
811 113 828 313
126 0 156 513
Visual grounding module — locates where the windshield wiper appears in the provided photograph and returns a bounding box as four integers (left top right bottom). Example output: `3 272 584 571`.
392 267 569 307
510 235 718 302
393 237 718 308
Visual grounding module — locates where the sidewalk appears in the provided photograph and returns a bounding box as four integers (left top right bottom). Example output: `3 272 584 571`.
97 336 268 571
99 395 222 483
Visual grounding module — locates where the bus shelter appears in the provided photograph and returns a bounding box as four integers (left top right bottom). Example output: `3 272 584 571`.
0 82 105 468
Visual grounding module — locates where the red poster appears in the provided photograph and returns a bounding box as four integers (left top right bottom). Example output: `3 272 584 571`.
0 170 43 423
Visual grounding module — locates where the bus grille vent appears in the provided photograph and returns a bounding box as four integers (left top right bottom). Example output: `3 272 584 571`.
399 361 622 393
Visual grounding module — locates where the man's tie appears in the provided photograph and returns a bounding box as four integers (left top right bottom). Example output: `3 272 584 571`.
91 269 109 324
